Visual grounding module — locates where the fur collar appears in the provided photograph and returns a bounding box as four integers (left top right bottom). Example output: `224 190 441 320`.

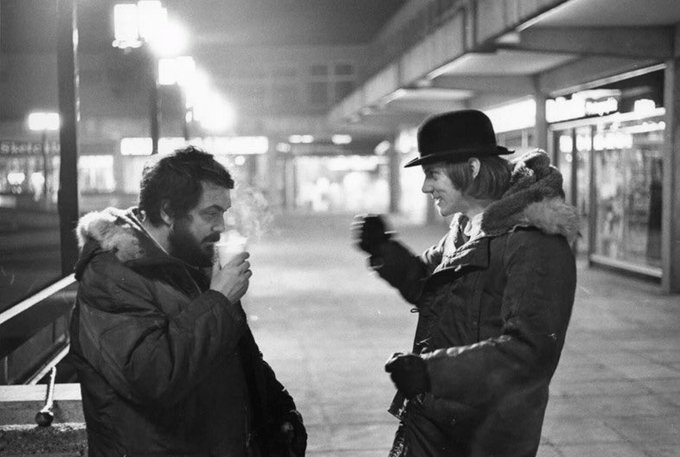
479 149 579 243
76 207 151 263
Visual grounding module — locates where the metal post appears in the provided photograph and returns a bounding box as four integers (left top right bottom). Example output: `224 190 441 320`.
57 0 80 276
40 129 49 207
149 48 160 154
388 144 401 214
662 59 680 293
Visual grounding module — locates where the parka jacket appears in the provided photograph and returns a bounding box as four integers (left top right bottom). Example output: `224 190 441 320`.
375 150 578 457
69 208 299 457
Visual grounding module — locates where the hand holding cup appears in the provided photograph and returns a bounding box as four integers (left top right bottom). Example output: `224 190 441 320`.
211 232 251 303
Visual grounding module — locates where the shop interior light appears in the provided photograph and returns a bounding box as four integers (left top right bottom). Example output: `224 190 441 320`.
374 140 391 155
276 143 292 153
28 112 60 131
331 134 352 145
289 135 314 144
484 99 536 134
7 172 26 186
633 99 656 115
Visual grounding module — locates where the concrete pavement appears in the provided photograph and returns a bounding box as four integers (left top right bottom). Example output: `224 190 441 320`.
246 212 680 457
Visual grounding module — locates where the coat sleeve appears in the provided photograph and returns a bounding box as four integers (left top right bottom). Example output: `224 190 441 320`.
370 236 445 305
74 254 246 407
421 231 576 410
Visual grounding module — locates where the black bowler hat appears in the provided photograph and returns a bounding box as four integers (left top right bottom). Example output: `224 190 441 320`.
404 109 513 168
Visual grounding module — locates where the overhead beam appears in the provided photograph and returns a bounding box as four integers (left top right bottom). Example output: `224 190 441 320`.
498 27 675 59
431 74 535 94
537 56 658 96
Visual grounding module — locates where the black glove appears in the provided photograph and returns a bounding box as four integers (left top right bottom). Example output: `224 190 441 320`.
351 214 393 255
275 410 307 457
385 353 430 399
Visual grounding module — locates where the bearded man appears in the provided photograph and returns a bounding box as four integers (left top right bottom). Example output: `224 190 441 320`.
69 146 306 457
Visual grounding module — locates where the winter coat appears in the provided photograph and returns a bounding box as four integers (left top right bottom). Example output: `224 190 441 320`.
69 208 298 457
375 150 578 457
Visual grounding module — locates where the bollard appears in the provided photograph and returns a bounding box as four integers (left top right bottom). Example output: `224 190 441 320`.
35 367 57 427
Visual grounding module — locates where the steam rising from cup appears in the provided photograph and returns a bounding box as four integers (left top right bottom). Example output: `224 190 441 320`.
216 230 248 267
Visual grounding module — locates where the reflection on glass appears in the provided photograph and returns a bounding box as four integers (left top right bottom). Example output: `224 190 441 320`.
593 120 663 268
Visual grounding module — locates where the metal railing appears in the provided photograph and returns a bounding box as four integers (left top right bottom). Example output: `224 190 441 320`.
0 274 77 426
0 274 76 385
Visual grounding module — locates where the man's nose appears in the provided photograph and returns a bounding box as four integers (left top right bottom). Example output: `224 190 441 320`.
421 179 432 194
214 214 226 232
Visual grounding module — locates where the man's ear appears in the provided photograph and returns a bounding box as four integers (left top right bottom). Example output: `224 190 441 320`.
468 158 481 179
159 200 174 226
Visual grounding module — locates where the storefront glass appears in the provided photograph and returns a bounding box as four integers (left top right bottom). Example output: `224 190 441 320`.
554 127 591 253
593 117 663 268
0 140 63 312
295 155 389 213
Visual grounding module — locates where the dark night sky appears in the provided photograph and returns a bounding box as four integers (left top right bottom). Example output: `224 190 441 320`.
1 0 407 53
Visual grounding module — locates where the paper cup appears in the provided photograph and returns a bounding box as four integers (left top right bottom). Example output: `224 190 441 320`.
215 235 248 267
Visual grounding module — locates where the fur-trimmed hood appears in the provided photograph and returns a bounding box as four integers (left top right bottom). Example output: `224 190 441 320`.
479 149 579 243
74 207 165 279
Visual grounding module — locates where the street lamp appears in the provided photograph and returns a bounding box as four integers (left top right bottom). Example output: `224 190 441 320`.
27 112 60 206
112 1 187 154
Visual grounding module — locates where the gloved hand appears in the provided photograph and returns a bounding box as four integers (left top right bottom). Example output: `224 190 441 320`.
276 410 307 457
351 214 393 255
385 352 430 399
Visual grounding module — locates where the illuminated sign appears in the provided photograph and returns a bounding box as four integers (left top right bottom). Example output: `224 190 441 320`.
0 140 60 156
547 89 620 123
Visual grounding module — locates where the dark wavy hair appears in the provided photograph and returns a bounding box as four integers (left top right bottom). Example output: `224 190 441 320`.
445 156 512 200
139 146 234 226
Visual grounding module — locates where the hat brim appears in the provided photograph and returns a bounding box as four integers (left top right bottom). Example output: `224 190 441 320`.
403 145 513 168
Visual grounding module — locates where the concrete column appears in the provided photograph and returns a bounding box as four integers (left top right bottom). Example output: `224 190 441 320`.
387 145 401 214
533 87 548 152
57 0 80 276
662 59 680 293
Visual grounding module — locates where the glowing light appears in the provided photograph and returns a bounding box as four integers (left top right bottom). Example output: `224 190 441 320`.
484 99 536 133
8 172 26 186
289 135 314 144
28 112 60 131
331 134 352 145
374 140 391 155
113 4 142 48
633 99 656 115
195 95 236 132
158 56 195 86
234 155 246 166
276 143 292 153
148 19 188 57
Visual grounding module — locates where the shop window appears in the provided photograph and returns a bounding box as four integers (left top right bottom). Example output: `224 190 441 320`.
309 64 328 77
308 81 328 105
272 84 298 107
78 155 115 193
593 119 664 268
334 81 354 102
334 63 354 76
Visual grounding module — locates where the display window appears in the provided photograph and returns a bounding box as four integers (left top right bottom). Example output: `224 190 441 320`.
592 119 663 269
552 113 664 273
295 155 389 213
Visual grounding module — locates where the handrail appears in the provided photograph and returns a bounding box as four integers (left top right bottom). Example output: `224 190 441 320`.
0 274 77 326
35 366 57 427
25 343 71 386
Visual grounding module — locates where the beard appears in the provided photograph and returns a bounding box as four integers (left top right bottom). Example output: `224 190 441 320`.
168 218 220 267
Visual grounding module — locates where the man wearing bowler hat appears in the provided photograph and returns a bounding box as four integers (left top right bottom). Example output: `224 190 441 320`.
353 110 578 456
